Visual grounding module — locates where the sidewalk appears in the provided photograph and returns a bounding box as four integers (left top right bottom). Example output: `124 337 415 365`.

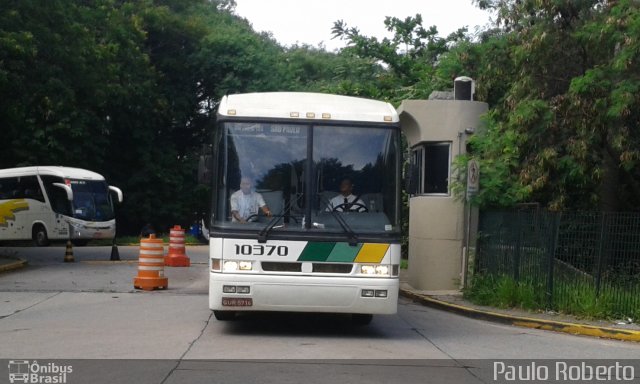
399 269 640 343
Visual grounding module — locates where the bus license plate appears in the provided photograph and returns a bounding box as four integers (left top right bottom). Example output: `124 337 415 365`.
222 298 253 307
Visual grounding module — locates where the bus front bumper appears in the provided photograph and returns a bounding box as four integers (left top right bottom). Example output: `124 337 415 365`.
68 220 116 240
209 273 398 314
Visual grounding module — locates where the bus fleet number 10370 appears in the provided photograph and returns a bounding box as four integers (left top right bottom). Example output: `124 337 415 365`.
234 244 289 257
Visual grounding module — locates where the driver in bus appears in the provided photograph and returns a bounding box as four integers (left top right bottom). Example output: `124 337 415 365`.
230 177 272 223
326 178 366 212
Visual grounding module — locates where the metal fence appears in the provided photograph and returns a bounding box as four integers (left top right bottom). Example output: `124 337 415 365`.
475 210 640 317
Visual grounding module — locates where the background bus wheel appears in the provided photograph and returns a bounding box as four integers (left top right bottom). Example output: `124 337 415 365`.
72 240 89 246
352 314 373 326
213 310 236 321
32 225 50 247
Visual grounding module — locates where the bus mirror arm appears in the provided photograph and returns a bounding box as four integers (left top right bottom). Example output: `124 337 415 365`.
52 183 74 201
109 186 123 203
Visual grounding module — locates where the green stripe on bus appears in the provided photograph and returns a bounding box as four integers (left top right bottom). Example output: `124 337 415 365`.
326 242 362 262
297 242 336 261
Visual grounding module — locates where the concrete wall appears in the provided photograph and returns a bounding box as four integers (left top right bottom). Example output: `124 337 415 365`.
400 100 487 145
398 99 487 291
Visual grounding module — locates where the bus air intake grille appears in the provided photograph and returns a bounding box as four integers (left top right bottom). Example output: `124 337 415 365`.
312 263 353 274
261 262 302 272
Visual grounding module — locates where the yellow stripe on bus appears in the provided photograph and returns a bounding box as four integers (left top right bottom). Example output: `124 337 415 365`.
354 243 389 263
0 199 29 227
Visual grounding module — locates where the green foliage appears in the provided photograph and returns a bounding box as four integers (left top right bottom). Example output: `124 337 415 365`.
5 0 640 233
465 275 546 309
465 273 640 320
454 0 640 211
0 0 344 233
331 14 469 102
2 3 471 233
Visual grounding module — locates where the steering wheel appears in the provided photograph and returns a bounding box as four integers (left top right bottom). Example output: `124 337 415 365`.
332 203 369 212
244 214 259 222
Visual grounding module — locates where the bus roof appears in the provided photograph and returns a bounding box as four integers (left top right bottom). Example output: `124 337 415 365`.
0 166 106 181
218 92 399 123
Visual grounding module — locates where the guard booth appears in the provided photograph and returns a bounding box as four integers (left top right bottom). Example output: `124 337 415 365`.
398 77 488 291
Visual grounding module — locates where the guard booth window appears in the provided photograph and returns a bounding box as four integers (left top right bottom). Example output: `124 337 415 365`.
410 142 451 195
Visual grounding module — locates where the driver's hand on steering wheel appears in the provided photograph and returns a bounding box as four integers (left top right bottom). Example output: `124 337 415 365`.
232 212 247 223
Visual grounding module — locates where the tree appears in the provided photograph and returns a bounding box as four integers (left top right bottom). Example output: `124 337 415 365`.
331 14 469 102
437 0 640 211
0 0 328 233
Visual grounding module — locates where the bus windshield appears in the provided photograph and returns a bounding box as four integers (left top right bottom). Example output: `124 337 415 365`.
69 179 115 221
213 122 400 236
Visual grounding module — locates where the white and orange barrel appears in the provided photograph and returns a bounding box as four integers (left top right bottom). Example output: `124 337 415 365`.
165 225 190 267
134 234 168 290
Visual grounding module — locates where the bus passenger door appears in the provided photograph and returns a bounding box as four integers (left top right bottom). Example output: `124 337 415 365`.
39 175 73 240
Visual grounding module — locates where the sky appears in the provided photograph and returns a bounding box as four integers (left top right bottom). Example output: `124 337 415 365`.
234 0 493 51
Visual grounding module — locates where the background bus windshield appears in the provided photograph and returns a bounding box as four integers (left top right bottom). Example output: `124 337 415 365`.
69 180 115 221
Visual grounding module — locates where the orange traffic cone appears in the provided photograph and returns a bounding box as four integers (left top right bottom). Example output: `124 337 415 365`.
133 234 168 291
165 225 190 267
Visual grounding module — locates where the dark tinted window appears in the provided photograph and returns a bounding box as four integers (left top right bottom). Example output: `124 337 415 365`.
424 143 450 194
0 177 19 199
410 142 451 195
69 180 114 221
21 176 45 202
0 176 45 202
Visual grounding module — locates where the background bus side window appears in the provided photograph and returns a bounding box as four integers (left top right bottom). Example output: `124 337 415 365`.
20 176 45 202
40 176 72 216
0 177 19 199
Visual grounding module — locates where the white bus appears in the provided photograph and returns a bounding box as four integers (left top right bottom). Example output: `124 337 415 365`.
0 166 123 246
207 92 401 324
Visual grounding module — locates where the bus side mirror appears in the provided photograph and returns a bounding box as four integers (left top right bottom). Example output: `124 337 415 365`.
52 183 74 201
109 186 123 203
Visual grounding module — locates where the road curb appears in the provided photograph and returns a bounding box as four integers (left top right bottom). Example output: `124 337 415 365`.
400 288 640 343
0 257 28 273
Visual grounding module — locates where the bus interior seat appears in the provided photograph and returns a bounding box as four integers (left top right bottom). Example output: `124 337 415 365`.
259 190 283 218
318 191 339 210
359 193 384 213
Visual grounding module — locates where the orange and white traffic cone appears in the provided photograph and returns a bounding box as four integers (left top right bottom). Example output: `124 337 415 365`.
133 234 168 291
165 225 190 267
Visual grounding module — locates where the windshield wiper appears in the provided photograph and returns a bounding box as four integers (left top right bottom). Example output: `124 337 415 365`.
257 213 284 243
257 194 359 246
318 194 359 246
257 195 302 243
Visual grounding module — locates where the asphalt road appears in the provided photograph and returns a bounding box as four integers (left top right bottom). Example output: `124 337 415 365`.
1 246 639 384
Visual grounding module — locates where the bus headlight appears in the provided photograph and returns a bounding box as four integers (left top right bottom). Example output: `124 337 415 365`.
361 265 375 275
360 264 390 276
223 260 253 271
223 261 238 271
239 261 252 270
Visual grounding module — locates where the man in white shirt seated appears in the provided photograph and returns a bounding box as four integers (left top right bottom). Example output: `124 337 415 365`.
326 178 366 212
230 177 272 223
